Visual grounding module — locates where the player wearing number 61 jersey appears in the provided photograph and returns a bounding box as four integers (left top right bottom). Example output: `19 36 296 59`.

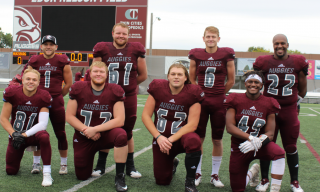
91 23 147 178
21 35 72 175
253 34 308 192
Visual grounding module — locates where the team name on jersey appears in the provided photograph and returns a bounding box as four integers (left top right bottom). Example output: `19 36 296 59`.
17 105 38 112
39 66 57 71
240 109 263 118
107 57 131 62
199 61 222 67
159 102 184 112
83 104 109 111
268 68 294 74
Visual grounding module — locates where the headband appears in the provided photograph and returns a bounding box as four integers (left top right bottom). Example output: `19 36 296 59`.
245 74 262 83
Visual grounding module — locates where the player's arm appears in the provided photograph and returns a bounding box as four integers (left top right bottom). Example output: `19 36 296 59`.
168 102 201 143
142 95 172 154
189 59 197 85
93 57 102 62
0 102 15 136
23 107 49 137
298 70 307 98
136 57 147 85
66 98 87 132
226 108 251 140
224 60 235 94
83 101 125 138
62 65 73 96
263 113 276 141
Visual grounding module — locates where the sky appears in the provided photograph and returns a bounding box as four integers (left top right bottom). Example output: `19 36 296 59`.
1 0 320 54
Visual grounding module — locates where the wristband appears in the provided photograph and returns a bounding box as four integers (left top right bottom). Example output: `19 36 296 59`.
156 134 161 140
259 134 270 147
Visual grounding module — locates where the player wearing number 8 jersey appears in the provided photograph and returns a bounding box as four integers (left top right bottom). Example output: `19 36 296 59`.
21 35 73 175
188 26 235 187
142 64 204 192
253 34 308 192
0 67 54 186
91 23 147 178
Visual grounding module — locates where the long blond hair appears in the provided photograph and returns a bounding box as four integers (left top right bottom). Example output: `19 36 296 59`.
167 63 191 84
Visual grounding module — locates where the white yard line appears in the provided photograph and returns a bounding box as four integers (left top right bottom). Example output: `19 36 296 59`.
132 128 141 132
64 145 152 192
309 108 320 115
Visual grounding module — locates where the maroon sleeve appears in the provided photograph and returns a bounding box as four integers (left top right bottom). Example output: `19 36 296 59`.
191 85 205 104
188 49 197 60
59 54 70 65
135 42 146 58
223 93 237 109
268 97 281 116
147 79 157 98
2 86 16 104
253 56 263 70
298 55 309 71
74 72 81 81
40 90 53 108
69 82 83 100
226 48 235 62
110 84 125 102
93 42 106 58
84 69 91 81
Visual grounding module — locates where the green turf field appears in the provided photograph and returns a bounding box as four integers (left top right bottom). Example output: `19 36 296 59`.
0 90 319 191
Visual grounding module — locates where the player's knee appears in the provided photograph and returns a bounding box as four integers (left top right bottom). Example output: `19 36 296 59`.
114 129 128 147
212 139 222 147
155 179 171 185
6 166 19 175
55 130 67 141
184 135 201 153
37 131 50 142
75 170 91 180
284 144 297 154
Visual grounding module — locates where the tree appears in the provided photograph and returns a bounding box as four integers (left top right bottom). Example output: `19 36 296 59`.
248 46 271 53
0 27 13 48
287 49 302 54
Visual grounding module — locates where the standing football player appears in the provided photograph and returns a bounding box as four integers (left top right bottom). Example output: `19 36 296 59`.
21 35 73 175
253 34 308 192
91 23 147 178
188 26 235 187
66 61 129 192
0 67 53 187
84 68 91 81
225 71 286 192
142 63 204 192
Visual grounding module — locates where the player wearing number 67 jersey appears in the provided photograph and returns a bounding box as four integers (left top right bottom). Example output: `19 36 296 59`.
188 26 235 187
142 64 204 192
91 23 147 178
21 35 72 175
253 34 308 192
0 67 53 187
224 71 285 192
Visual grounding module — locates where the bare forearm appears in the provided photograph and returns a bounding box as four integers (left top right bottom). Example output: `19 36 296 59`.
224 80 235 94
66 115 86 132
168 123 197 142
136 74 147 85
92 118 124 133
142 115 160 138
226 124 250 140
61 84 71 96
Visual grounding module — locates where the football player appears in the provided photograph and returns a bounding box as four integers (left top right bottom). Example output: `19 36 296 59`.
84 68 91 81
91 23 147 178
66 61 129 192
188 26 235 186
253 34 308 192
0 66 53 187
224 71 285 192
74 68 84 82
142 63 204 192
21 35 72 175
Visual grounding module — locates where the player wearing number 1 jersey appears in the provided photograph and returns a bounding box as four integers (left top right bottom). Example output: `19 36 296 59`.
253 34 308 192
188 26 235 187
91 23 147 178
21 35 73 175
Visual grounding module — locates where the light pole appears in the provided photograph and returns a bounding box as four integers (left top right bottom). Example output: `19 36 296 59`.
149 13 161 55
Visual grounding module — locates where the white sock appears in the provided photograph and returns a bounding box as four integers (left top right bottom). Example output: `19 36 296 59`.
43 165 51 173
33 156 41 164
196 155 203 174
246 171 253 186
61 157 67 165
271 178 282 185
211 156 222 175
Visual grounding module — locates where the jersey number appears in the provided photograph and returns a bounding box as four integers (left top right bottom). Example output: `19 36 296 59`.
44 71 51 88
238 116 266 137
13 111 37 131
108 63 133 85
267 74 295 96
80 110 112 127
204 67 216 88
156 108 187 134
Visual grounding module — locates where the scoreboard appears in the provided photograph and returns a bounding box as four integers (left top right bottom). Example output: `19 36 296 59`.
12 0 148 66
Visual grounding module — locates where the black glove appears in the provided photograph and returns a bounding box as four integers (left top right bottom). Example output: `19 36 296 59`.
12 131 26 150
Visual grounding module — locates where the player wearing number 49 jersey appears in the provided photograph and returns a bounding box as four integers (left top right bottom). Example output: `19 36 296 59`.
188 26 235 187
253 34 308 192
21 35 72 175
0 67 53 187
91 23 147 178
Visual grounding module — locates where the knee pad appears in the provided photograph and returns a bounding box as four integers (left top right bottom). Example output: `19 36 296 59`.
184 136 201 153
284 144 297 154
114 129 128 147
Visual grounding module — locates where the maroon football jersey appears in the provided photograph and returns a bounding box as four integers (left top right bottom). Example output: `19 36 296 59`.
74 72 82 81
253 55 308 106
3 86 52 132
84 69 91 81
188 47 235 95
147 79 205 137
22 54 70 97
224 93 280 145
93 42 146 96
69 81 125 137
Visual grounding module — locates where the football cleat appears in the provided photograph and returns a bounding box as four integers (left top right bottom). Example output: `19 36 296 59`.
59 164 68 175
115 173 128 191
210 174 224 188
290 180 304 192
126 167 142 178
255 178 270 192
91 168 105 177
185 177 198 192
172 158 180 175
249 163 260 187
270 184 281 192
195 173 202 186
42 172 53 187
31 163 41 174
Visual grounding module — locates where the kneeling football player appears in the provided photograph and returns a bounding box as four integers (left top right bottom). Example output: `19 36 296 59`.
66 61 129 192
142 63 204 192
0 66 53 187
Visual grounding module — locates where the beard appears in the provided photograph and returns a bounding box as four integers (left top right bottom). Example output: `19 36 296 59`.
92 78 106 86
114 38 128 47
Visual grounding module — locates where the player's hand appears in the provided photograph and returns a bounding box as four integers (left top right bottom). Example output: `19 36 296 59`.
83 127 97 139
157 135 172 155
239 141 255 154
12 131 26 150
250 136 262 151
91 133 101 141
